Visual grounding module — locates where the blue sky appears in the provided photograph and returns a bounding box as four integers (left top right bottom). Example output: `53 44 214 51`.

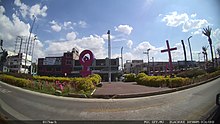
0 0 220 67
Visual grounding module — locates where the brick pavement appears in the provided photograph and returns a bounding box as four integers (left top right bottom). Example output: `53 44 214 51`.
93 82 170 95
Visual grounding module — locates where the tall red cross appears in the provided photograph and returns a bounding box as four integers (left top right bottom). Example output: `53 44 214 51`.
161 40 177 75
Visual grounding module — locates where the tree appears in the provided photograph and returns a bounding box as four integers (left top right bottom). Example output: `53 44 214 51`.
202 46 208 62
202 26 214 66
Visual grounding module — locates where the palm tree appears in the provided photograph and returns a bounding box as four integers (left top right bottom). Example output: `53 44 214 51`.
202 26 214 66
202 46 208 62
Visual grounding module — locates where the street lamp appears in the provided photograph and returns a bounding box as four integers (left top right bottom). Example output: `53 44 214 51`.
188 36 193 62
151 57 154 75
107 30 111 83
143 48 150 75
24 15 36 74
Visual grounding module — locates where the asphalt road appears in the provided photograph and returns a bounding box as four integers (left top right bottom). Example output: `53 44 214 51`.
0 78 220 120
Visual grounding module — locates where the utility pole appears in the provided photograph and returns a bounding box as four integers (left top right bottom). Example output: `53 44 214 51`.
143 48 150 75
181 40 187 70
107 30 111 83
121 46 123 71
213 46 217 67
31 35 37 75
188 36 193 65
24 15 36 74
17 36 23 73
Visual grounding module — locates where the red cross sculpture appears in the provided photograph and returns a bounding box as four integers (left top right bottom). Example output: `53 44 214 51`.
161 40 177 75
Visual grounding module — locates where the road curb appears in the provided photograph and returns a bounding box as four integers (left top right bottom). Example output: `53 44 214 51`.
0 75 219 99
91 75 220 99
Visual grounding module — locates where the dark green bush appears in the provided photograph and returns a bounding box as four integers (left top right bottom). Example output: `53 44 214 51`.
176 68 206 78
124 73 136 82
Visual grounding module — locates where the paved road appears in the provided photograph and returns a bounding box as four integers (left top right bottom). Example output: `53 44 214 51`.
0 78 220 120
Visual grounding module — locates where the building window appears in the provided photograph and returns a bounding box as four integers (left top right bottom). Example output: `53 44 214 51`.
56 67 61 72
47 67 52 71
75 60 81 66
96 60 105 66
66 60 72 65
111 60 117 65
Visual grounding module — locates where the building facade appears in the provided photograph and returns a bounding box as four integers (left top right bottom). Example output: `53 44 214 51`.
38 48 79 77
72 58 120 81
124 60 182 76
37 48 120 81
4 52 32 73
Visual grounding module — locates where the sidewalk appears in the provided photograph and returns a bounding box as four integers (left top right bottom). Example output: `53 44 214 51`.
93 82 170 98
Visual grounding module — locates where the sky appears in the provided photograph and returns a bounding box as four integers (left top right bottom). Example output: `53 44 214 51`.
0 0 220 68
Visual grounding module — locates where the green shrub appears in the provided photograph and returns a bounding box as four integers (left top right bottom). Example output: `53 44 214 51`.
70 77 95 92
136 73 147 82
89 74 102 85
0 74 31 87
136 74 191 88
176 68 206 78
33 76 71 83
3 72 33 80
124 73 136 82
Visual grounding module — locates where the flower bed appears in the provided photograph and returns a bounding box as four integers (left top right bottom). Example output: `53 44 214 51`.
0 73 102 96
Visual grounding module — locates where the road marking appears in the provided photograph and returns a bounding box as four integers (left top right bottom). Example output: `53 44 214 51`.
0 87 11 94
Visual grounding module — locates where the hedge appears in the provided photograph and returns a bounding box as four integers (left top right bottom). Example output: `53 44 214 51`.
33 76 71 82
176 68 206 78
124 73 136 82
88 74 102 85
0 73 102 94
136 74 191 88
0 74 31 87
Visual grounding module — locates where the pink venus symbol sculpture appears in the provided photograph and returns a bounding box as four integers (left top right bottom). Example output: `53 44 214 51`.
79 50 94 77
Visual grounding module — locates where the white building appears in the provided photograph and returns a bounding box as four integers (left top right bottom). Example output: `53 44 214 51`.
5 53 32 73
124 60 144 74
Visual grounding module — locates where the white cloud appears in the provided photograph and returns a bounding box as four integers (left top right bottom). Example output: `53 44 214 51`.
115 25 133 35
50 20 62 32
127 40 133 49
162 11 188 27
14 0 48 19
191 13 197 18
162 11 209 33
29 4 47 19
101 34 115 40
45 33 106 59
78 21 87 28
213 28 220 45
191 29 203 35
0 5 45 60
63 21 73 30
66 31 77 40
182 19 208 32
0 6 30 49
